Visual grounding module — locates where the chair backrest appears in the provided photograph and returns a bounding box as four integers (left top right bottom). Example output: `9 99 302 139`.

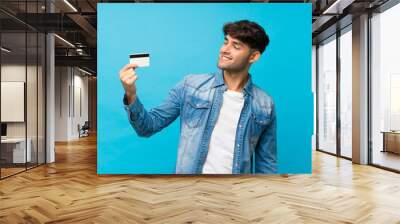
82 121 90 129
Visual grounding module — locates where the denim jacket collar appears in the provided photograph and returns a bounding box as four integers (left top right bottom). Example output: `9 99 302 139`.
213 69 254 97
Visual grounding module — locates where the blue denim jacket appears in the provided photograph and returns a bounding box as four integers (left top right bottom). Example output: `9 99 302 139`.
123 71 277 174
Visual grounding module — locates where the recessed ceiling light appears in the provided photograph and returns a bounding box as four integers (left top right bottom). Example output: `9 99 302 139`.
1 47 11 53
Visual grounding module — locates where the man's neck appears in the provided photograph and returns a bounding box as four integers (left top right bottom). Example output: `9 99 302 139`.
223 70 249 92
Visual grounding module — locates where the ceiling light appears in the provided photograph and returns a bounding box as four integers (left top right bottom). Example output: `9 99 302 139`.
54 34 75 48
1 47 11 53
322 0 354 15
78 67 92 76
63 0 78 12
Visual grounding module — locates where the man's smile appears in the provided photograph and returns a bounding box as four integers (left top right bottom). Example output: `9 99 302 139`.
220 55 233 61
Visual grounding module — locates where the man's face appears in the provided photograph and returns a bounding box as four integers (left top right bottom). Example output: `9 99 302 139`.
217 35 256 72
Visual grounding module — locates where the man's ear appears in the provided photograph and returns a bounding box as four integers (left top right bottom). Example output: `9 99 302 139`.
249 50 261 64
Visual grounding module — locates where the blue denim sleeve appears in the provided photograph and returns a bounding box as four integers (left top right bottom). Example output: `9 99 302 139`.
123 77 185 137
254 104 277 174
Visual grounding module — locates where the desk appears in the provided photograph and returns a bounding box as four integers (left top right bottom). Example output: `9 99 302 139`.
1 138 31 163
381 131 400 154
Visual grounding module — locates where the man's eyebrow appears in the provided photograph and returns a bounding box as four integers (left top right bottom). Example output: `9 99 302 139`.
232 40 243 46
224 37 243 46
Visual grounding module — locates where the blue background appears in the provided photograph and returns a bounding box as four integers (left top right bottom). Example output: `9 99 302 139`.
97 3 312 174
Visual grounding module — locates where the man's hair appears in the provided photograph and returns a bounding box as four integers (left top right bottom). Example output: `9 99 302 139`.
223 20 269 54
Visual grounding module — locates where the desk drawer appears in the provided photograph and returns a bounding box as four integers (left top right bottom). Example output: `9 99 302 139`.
384 133 400 154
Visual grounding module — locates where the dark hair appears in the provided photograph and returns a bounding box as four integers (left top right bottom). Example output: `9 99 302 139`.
223 20 269 54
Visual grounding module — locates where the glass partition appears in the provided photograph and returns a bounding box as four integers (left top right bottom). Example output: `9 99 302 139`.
339 27 352 158
317 35 337 154
0 0 46 179
1 30 28 177
371 3 400 171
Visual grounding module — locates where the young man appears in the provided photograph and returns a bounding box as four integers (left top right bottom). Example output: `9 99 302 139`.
120 20 276 174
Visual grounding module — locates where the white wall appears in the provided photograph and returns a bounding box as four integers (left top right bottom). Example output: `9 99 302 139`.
54 67 89 141
1 65 38 137
72 73 89 138
55 66 69 141
1 65 27 141
1 63 46 164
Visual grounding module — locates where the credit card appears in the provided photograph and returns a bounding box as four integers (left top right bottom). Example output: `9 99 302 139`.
129 53 150 67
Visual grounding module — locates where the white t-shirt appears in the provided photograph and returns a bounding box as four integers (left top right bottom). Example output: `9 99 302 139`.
202 90 244 174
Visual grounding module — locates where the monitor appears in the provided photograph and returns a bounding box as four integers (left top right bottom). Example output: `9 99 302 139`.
1 123 7 137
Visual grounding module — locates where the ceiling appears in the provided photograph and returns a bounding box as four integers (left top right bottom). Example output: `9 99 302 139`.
311 0 390 43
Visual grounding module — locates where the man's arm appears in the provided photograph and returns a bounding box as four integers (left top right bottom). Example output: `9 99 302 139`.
123 79 185 137
254 105 277 174
119 63 184 137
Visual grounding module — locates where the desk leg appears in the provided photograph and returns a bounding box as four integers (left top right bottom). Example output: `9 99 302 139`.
382 133 386 153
